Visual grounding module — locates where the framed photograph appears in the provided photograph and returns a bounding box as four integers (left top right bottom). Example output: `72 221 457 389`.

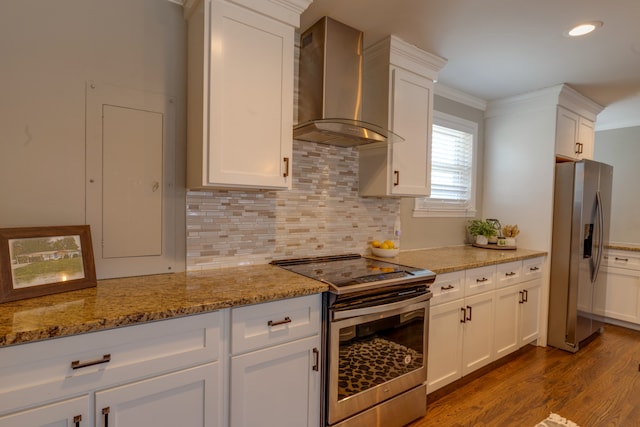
0 225 97 303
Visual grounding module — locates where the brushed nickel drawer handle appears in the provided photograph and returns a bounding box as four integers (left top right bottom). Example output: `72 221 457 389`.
505 272 516 277
476 277 488 283
268 316 291 327
529 266 540 271
441 284 455 291
71 354 111 370
615 257 629 262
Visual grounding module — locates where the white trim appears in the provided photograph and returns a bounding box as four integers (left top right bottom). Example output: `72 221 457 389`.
434 83 487 111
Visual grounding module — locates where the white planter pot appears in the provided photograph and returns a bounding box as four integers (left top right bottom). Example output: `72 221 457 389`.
505 237 517 247
475 235 488 245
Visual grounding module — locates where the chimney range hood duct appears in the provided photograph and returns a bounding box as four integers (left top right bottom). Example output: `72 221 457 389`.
294 17 402 147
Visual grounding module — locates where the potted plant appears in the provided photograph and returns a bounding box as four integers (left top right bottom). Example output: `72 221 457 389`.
502 224 520 247
467 219 497 245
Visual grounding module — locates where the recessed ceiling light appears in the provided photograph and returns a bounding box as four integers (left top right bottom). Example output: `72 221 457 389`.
566 21 603 37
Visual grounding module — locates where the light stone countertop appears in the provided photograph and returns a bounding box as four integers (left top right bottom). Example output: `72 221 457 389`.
0 245 546 348
607 243 640 252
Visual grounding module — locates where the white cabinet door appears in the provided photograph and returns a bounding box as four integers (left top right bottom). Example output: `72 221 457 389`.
230 335 321 427
519 278 542 346
599 266 640 324
461 291 495 375
0 396 88 427
388 67 433 196
427 299 464 393
187 0 295 190
95 363 219 427
555 106 594 160
493 284 520 359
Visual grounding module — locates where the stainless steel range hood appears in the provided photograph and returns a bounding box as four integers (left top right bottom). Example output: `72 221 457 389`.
294 17 402 147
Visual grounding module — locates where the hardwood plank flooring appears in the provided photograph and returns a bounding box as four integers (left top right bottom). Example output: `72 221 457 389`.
408 325 640 426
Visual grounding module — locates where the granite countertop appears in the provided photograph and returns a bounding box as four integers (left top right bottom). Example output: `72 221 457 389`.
607 243 640 252
374 245 546 274
0 245 546 348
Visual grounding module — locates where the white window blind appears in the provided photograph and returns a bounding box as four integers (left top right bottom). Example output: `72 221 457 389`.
431 124 473 201
414 111 477 217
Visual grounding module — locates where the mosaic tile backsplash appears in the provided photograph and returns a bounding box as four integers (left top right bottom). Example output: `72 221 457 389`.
186 140 400 270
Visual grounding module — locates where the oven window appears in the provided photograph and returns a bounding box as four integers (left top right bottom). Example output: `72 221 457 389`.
337 307 425 400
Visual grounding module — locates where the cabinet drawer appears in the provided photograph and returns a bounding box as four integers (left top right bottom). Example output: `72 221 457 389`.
604 251 640 270
430 271 465 306
496 261 523 288
522 257 545 280
464 265 496 297
231 294 321 355
0 311 222 415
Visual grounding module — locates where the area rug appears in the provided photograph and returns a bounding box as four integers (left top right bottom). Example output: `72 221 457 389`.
535 413 580 427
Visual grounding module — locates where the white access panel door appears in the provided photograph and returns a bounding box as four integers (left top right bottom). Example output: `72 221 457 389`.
86 81 176 279
102 105 162 258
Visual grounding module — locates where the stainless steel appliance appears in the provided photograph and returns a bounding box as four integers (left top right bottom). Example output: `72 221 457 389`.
294 17 401 147
548 159 613 352
272 254 436 427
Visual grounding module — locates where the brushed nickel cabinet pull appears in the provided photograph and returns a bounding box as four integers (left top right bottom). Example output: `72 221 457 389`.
476 277 488 283
268 316 291 327
283 157 290 178
71 354 111 370
312 347 319 371
393 170 400 186
74 415 82 427
460 307 467 323
519 290 524 304
466 305 472 321
102 407 110 427
523 289 529 303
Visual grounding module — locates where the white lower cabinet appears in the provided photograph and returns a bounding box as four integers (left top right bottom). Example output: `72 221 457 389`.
0 395 89 427
95 363 218 427
229 294 322 427
427 269 496 393
0 312 223 427
427 257 544 394
598 250 640 325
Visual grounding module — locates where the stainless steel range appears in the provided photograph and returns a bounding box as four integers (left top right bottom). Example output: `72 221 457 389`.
271 254 436 427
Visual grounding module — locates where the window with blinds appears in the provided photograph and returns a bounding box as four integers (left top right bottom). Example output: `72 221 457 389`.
414 111 477 217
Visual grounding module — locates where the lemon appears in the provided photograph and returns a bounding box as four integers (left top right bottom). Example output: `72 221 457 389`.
383 240 395 249
380 242 391 249
371 240 381 248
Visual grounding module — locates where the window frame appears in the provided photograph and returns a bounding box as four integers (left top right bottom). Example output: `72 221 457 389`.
413 111 478 218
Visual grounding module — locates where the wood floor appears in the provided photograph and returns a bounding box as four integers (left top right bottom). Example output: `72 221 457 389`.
408 325 640 426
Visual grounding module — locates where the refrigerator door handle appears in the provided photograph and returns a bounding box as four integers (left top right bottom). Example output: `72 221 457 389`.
592 190 604 282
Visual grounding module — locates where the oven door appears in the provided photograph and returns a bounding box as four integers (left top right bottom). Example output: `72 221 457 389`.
327 292 430 425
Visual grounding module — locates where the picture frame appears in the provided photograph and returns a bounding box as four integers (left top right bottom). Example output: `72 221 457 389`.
0 225 97 303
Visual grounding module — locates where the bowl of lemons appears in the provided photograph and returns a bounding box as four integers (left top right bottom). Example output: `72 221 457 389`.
370 240 399 258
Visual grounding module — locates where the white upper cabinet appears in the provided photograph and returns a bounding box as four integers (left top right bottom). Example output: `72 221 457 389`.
185 0 311 190
555 106 596 160
359 36 446 197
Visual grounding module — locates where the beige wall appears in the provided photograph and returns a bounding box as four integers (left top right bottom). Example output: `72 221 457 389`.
594 126 640 245
399 95 486 249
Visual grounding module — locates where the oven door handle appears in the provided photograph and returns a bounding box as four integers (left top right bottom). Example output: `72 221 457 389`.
332 292 431 321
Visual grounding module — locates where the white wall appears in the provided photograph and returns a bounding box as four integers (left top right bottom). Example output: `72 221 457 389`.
0 0 186 227
594 126 640 245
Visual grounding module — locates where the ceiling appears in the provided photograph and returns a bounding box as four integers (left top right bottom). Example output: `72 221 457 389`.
300 0 640 130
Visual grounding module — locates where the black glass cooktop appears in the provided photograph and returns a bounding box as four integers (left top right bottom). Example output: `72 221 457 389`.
271 254 436 291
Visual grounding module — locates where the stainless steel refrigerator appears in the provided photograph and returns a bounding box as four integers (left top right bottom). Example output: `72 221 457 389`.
548 159 613 353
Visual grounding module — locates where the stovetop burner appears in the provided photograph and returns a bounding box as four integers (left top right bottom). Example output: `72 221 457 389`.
271 254 436 295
